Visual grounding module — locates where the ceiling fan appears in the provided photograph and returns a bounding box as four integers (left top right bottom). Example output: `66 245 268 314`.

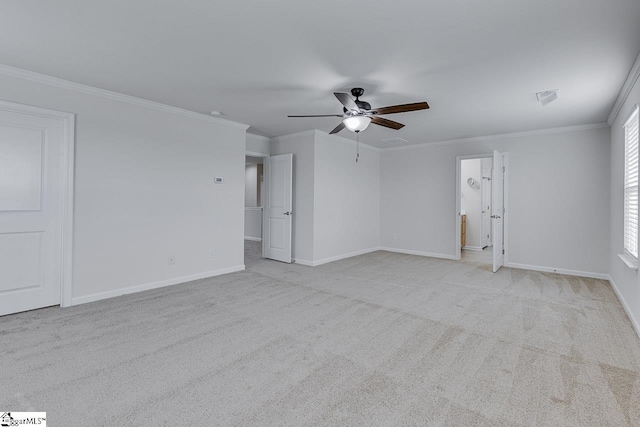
288 88 429 134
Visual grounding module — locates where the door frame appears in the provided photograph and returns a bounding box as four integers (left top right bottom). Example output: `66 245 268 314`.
245 150 269 258
455 153 509 263
0 100 75 308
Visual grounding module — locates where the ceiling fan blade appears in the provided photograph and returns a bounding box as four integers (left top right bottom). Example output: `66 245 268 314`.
371 116 405 130
370 102 430 115
334 92 360 112
329 121 346 134
288 114 343 117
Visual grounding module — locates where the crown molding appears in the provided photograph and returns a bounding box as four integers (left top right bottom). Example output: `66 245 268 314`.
0 63 250 131
609 51 640 126
381 122 610 152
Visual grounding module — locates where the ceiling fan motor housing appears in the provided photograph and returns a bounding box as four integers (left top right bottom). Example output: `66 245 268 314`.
351 87 365 97
343 88 371 113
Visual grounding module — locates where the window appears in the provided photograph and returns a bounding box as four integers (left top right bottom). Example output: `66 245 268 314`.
624 105 640 261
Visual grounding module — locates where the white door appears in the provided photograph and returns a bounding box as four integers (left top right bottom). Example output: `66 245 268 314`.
481 161 492 248
0 105 69 315
492 151 505 272
263 153 293 263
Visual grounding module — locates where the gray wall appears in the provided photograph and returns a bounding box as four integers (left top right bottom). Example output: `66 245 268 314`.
609 60 640 334
0 73 248 303
381 126 611 276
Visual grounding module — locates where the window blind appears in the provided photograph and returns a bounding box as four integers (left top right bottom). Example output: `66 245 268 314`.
624 106 640 259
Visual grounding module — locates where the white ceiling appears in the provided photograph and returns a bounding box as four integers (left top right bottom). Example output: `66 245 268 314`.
1 0 639 147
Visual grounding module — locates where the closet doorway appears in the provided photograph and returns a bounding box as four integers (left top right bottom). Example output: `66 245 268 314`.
244 155 264 243
455 152 508 271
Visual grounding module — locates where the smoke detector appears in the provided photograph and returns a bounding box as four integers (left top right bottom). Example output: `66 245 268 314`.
536 89 559 106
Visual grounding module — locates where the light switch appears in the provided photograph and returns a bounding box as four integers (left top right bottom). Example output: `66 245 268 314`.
214 177 224 184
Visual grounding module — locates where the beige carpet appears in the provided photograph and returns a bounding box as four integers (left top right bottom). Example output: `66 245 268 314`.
1 241 639 426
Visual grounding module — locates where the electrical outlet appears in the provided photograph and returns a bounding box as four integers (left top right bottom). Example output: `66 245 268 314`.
210 249 216 258
168 256 176 265
393 233 397 240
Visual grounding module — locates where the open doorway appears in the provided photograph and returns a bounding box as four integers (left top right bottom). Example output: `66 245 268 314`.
456 152 508 271
244 151 294 267
245 155 266 267
459 156 493 265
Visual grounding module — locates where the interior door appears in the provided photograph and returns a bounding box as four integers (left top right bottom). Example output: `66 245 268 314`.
0 107 66 315
481 161 492 248
492 151 504 272
263 153 293 263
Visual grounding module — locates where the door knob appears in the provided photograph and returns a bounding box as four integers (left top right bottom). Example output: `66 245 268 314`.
283 211 292 216
491 215 501 219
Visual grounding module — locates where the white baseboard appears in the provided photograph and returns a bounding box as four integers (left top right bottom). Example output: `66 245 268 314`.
504 262 609 280
244 236 262 242
379 247 458 261
71 265 246 306
608 275 640 339
313 247 381 266
293 258 314 266
462 246 483 252
294 247 380 267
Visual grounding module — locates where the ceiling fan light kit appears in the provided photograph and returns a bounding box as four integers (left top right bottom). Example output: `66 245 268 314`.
288 87 430 135
343 115 371 132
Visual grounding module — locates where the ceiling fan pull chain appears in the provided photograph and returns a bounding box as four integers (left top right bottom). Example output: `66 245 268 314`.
356 132 360 163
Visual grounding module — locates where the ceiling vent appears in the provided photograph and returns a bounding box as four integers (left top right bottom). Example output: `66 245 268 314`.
379 137 409 146
536 89 559 106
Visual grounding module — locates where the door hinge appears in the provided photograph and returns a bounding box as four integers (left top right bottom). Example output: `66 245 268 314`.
502 249 505 254
503 166 505 172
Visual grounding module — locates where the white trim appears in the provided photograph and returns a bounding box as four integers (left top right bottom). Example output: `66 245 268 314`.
608 51 640 125
245 150 269 158
0 99 74 120
244 206 263 211
71 265 245 306
503 153 510 266
293 258 314 267
462 246 483 252
0 100 75 309
379 247 458 260
61 113 75 308
244 236 262 242
608 275 640 339
0 63 250 131
383 123 610 152
504 262 609 280
456 157 461 261
617 253 639 271
296 247 380 267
